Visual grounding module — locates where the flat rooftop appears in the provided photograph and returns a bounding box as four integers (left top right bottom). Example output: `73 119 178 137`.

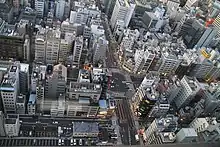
73 122 99 133
5 118 16 124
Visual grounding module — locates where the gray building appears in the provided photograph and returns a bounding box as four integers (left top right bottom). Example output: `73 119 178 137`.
0 111 5 136
72 122 99 137
16 94 26 114
176 128 198 143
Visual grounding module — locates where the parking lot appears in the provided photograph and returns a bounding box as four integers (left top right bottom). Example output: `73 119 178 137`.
110 72 128 92
0 138 98 146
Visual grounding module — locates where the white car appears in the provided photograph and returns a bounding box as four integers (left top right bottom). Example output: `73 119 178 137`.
79 139 83 146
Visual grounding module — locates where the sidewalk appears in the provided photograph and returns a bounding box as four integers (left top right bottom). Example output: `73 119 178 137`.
111 114 122 145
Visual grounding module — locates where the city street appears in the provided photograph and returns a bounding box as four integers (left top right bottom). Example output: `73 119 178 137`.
115 99 138 145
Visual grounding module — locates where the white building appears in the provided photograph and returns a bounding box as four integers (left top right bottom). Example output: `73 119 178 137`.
46 28 61 64
93 36 108 64
55 0 65 20
166 0 180 14
27 94 36 115
69 8 89 24
35 0 45 17
73 36 83 66
174 76 200 109
35 28 47 63
176 128 198 143
190 117 220 133
158 51 180 75
110 0 135 30
133 46 156 74
0 64 20 114
144 115 178 144
183 0 199 11
4 117 20 137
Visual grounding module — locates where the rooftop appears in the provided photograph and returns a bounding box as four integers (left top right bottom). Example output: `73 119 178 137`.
20 63 29 73
69 82 102 94
28 94 36 105
5 118 16 124
73 122 99 133
17 95 25 103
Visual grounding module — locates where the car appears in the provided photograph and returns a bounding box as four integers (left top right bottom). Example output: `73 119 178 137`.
73 139 77 145
53 121 58 124
58 139 61 146
61 139 64 145
79 139 83 146
70 139 73 145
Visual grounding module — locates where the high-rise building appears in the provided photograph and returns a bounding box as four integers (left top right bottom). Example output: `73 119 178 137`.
0 19 28 61
0 63 20 114
35 0 45 17
189 117 220 142
93 35 108 65
158 51 180 75
174 76 200 109
16 94 26 114
55 0 65 20
19 63 29 95
73 36 83 66
59 39 72 63
176 128 198 143
35 28 47 63
45 28 61 64
132 72 160 111
110 0 135 30
179 19 217 48
166 0 180 14
133 49 155 74
4 115 20 137
0 111 6 136
143 115 178 144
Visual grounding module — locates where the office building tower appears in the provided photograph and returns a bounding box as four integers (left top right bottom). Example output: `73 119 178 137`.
45 28 61 64
73 36 83 67
67 80 101 117
133 45 156 74
55 0 65 20
174 76 200 109
110 0 135 30
93 36 108 65
190 117 220 142
35 27 47 63
158 51 179 75
0 64 20 114
179 19 217 48
4 115 20 137
165 77 182 103
0 19 28 61
148 97 170 118
144 115 178 144
69 9 89 24
0 111 6 136
59 39 72 63
132 72 160 112
16 94 26 114
35 0 45 17
209 1 220 18
19 63 29 95
176 128 197 143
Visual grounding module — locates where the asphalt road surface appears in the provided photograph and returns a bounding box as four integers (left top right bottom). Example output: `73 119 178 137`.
115 99 138 145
